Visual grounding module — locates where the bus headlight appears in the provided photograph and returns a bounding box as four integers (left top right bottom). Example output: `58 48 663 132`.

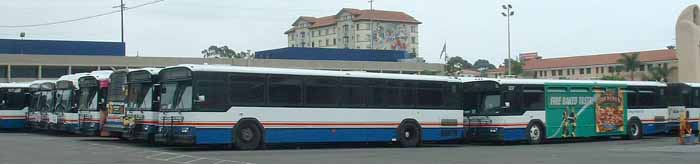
158 127 164 133
143 126 149 131
489 128 498 133
181 127 190 133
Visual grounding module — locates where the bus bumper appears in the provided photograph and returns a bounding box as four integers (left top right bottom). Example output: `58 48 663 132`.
131 124 158 141
78 123 100 135
155 126 196 145
464 127 527 142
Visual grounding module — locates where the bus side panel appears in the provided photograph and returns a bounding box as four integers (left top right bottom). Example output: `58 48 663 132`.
689 107 700 130
0 109 27 129
545 85 627 139
628 108 670 135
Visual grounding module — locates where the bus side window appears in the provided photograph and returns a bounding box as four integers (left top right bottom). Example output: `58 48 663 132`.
522 88 545 110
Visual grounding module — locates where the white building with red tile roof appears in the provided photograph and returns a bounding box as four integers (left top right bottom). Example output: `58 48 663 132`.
285 8 421 57
522 49 678 82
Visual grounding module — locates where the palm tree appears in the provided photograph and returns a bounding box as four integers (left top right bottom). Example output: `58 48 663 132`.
616 53 642 81
647 66 677 82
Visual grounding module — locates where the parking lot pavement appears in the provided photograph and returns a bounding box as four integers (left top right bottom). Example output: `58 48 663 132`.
1 131 700 164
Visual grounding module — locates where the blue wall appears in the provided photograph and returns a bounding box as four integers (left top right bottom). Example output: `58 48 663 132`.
0 39 125 56
255 47 408 62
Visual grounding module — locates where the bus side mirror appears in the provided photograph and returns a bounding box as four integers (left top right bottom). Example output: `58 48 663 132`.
195 95 206 103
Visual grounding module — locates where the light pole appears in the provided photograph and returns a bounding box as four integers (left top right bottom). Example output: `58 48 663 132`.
369 0 374 49
501 4 514 75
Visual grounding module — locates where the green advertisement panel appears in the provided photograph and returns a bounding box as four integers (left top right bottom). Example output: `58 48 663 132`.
545 84 627 139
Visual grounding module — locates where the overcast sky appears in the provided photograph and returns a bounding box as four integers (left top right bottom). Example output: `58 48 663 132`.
0 0 696 65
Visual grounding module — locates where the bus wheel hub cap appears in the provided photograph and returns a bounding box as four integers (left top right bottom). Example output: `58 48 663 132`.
241 128 253 141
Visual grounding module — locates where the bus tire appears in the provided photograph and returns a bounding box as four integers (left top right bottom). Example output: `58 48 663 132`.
397 120 422 148
526 121 545 144
626 118 643 140
233 120 263 150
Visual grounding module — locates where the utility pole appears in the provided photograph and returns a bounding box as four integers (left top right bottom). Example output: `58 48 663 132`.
369 0 374 49
501 4 514 76
113 0 126 43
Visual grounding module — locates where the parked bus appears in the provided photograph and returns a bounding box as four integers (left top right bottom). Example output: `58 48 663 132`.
76 71 113 135
26 82 43 129
666 83 700 132
463 78 666 144
123 68 162 143
104 69 131 137
54 73 91 133
38 81 57 130
0 83 32 129
155 64 464 150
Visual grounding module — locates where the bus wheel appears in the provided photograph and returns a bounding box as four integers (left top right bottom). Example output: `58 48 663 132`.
526 122 544 144
233 121 262 150
397 121 422 148
626 119 642 140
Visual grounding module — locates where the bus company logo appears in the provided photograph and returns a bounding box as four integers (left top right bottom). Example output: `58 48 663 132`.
595 90 624 133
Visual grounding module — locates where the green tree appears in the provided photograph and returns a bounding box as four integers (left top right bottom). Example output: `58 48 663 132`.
503 59 523 75
646 66 677 82
601 75 626 81
445 56 472 75
473 59 496 69
616 53 642 81
201 45 249 59
419 70 442 75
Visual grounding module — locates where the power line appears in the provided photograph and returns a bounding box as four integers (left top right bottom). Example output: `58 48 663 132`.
0 0 164 28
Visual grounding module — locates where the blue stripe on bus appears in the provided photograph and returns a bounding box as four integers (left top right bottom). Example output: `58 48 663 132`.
0 119 26 129
502 128 527 141
191 128 464 144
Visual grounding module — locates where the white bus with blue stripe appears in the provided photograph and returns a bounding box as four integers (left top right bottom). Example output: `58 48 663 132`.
0 83 31 129
462 78 667 143
76 70 113 135
123 68 162 143
154 64 464 150
666 83 700 132
54 73 92 133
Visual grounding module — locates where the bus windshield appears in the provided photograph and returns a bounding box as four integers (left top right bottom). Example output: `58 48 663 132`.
55 90 72 113
160 82 192 112
79 87 98 111
126 83 154 111
39 91 50 112
464 91 505 116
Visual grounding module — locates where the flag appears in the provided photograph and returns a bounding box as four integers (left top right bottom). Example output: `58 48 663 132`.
439 42 448 62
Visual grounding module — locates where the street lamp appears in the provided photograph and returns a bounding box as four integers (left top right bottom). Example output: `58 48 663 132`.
501 4 514 75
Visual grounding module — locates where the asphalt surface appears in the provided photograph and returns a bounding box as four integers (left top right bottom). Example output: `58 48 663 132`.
1 130 699 164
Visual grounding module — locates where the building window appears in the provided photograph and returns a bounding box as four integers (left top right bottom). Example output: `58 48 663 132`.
11 66 38 78
356 24 360 31
608 66 614 73
663 63 668 69
551 70 556 76
579 68 584 74
544 71 547 76
566 69 570 75
411 37 416 44
300 32 306 38
301 42 306 47
333 38 336 45
324 29 328 35
639 64 645 71
586 68 591 74
595 67 599 74
0 65 6 78
42 66 68 78
312 41 315 48
558 70 563 76
411 26 416 33
325 39 329 46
